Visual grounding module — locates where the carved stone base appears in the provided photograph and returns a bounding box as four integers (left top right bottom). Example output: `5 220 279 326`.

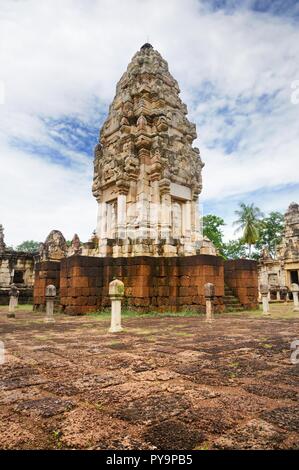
95 237 201 258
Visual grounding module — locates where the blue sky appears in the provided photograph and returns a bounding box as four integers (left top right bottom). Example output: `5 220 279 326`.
0 0 298 245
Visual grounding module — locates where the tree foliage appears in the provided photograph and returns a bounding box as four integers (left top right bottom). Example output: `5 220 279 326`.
203 215 225 254
255 211 284 257
15 240 40 253
203 205 283 261
222 239 247 260
233 203 264 257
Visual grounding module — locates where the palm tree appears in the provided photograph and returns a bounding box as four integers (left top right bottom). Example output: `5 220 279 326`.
233 203 264 258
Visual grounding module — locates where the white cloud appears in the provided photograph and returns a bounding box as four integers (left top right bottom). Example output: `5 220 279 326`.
0 140 96 245
0 0 298 246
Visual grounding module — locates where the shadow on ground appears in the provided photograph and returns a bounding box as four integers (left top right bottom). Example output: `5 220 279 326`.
0 304 298 450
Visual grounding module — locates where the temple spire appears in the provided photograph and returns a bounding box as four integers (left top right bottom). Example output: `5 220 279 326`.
92 45 204 257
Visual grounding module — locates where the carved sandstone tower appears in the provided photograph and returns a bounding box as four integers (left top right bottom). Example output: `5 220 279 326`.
92 43 204 257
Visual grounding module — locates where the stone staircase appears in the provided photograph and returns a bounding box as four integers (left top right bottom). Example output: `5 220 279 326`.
223 284 243 311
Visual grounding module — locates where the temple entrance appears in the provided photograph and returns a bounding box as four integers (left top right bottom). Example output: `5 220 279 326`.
290 270 299 285
13 270 24 284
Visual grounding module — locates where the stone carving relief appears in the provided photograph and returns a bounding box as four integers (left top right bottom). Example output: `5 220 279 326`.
71 234 81 255
92 43 204 200
39 230 68 261
276 203 299 262
92 43 206 256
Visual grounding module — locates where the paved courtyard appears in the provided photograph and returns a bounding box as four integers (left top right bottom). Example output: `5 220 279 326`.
0 305 298 450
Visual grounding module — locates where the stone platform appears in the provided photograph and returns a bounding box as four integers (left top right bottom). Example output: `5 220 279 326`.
34 255 258 315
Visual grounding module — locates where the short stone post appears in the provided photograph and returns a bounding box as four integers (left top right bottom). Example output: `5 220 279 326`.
8 284 19 318
280 287 287 302
45 284 56 323
291 283 299 312
260 284 270 315
276 289 281 301
204 283 215 323
109 279 124 333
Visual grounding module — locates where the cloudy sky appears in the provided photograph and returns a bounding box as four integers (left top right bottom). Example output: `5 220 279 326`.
0 0 298 247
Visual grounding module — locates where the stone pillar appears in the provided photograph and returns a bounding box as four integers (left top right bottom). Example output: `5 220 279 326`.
191 196 201 243
8 284 19 318
96 200 107 239
159 179 171 241
109 279 124 333
125 179 137 242
182 200 192 238
260 284 270 315
150 177 160 240
277 289 281 301
291 283 299 312
96 201 101 237
204 282 215 323
136 156 150 240
117 194 127 240
45 284 56 323
100 202 107 239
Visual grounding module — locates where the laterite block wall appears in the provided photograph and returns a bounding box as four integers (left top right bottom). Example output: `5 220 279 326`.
224 259 258 309
58 255 225 315
33 261 61 310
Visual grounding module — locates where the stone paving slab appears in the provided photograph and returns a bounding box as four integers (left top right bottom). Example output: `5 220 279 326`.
0 308 298 450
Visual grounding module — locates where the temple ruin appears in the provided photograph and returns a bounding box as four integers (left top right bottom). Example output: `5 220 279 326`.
33 44 258 314
0 225 35 304
259 202 299 299
92 43 205 257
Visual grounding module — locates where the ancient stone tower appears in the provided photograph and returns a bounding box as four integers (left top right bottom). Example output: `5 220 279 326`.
92 43 204 257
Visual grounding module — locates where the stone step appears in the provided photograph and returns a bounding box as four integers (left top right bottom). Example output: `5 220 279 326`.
223 284 244 311
223 298 241 304
225 302 242 307
225 288 234 294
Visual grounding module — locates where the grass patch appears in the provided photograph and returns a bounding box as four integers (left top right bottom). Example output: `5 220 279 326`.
88 309 204 320
17 304 34 311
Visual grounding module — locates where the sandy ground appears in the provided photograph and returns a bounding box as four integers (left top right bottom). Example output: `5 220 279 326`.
0 304 298 450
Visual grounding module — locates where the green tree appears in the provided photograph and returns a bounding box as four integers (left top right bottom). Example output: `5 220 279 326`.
255 211 284 257
203 214 225 254
16 240 40 253
222 239 247 260
233 203 264 258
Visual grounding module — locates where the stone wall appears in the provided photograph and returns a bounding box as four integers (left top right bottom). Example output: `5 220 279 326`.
0 252 35 305
33 255 259 314
57 255 225 315
224 259 258 309
33 261 61 310
0 252 35 287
